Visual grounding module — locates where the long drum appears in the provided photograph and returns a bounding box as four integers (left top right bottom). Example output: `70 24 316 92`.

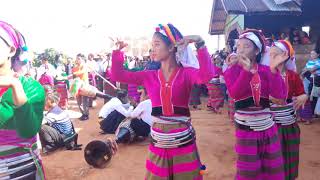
70 78 99 98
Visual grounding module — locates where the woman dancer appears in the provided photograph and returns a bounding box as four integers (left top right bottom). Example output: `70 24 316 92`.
269 40 308 180
111 23 214 179
0 20 46 179
224 29 287 179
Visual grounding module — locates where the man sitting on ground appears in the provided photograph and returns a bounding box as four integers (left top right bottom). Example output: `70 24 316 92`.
128 88 152 139
39 89 81 154
98 90 133 134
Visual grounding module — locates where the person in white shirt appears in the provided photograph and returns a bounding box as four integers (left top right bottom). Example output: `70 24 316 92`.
87 54 99 108
98 90 133 134
111 88 151 144
128 88 152 137
37 57 56 80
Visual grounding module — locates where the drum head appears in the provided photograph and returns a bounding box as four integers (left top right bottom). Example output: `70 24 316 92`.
84 140 113 168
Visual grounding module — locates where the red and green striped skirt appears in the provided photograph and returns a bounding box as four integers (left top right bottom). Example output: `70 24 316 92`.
206 83 224 109
189 85 202 106
55 80 68 109
277 123 300 180
228 98 235 121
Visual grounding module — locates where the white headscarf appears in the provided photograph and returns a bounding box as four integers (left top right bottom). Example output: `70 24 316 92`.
176 44 199 69
239 32 263 53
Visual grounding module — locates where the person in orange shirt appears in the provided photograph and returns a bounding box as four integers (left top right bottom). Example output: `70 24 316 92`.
73 54 90 120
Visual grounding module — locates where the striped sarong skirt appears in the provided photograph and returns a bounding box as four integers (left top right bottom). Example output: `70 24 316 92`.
145 122 203 180
206 82 224 109
271 104 300 180
55 80 68 109
235 109 285 180
228 98 235 121
0 137 46 180
277 123 300 180
189 85 201 106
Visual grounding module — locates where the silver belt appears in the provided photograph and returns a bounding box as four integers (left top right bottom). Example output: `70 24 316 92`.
234 111 275 131
151 126 195 148
270 104 296 126
0 152 37 180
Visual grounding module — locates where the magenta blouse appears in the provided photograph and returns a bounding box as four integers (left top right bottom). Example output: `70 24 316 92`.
111 47 215 117
224 64 287 110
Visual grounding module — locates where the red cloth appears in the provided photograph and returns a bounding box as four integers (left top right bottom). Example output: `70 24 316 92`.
286 70 305 99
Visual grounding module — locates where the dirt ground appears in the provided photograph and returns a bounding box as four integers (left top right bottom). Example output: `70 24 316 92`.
42 98 320 180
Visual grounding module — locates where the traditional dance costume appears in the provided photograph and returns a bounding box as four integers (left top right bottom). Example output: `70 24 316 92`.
0 76 46 179
207 67 224 111
224 31 287 180
225 63 286 180
227 98 235 121
269 40 304 180
55 74 69 109
111 24 214 179
270 70 302 180
0 21 46 180
189 84 202 107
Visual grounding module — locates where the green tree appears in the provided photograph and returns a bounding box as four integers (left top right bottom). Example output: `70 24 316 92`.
33 48 68 68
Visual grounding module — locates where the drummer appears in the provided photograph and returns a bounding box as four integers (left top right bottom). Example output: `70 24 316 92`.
39 87 81 154
72 54 90 121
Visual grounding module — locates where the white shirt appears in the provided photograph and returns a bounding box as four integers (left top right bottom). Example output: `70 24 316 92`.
128 60 136 69
98 98 133 119
37 63 56 80
95 59 104 74
87 60 98 73
101 60 111 73
130 99 152 126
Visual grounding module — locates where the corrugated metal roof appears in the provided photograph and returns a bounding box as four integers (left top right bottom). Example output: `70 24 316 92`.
209 0 228 35
224 0 302 14
263 0 301 12
222 0 247 13
209 0 303 35
244 0 270 12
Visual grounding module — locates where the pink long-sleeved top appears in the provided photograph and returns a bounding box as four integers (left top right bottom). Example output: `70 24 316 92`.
111 47 215 117
224 64 287 110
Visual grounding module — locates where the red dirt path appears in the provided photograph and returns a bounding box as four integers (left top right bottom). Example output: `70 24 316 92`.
42 99 320 180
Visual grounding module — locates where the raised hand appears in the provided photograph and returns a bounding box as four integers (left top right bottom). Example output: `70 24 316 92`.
225 54 238 66
115 39 128 51
176 35 203 47
270 52 289 73
237 55 252 71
